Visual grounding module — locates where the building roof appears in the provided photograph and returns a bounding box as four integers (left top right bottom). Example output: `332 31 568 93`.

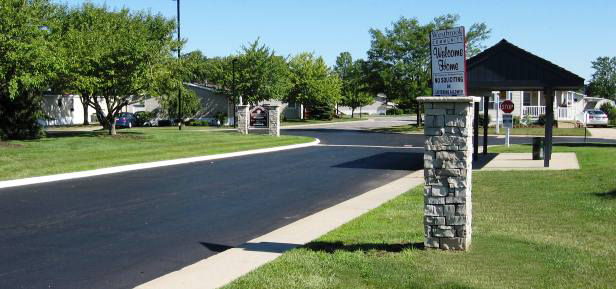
467 39 584 91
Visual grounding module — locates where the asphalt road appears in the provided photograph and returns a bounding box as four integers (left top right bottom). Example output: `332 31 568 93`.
0 121 423 289
2 118 614 289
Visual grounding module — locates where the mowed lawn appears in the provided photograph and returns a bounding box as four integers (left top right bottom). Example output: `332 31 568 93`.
373 125 589 136
0 127 312 181
226 143 616 289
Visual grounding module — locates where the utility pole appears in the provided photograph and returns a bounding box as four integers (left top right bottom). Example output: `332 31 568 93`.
232 58 237 128
176 0 182 130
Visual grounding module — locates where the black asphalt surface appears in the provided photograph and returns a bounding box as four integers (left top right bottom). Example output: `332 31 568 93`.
2 126 615 289
0 128 423 289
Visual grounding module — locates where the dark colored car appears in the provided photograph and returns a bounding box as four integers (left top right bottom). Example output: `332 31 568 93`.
115 112 137 128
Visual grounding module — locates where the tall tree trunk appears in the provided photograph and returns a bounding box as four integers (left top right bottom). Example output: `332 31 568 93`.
351 108 354 118
79 93 90 125
82 103 89 125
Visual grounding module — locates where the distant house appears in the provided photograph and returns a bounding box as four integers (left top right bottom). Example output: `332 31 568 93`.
40 83 304 126
479 90 614 125
41 94 160 126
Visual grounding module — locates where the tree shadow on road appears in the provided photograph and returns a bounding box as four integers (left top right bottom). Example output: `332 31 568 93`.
333 152 423 171
303 240 424 253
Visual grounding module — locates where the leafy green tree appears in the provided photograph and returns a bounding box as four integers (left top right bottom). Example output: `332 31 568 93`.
59 4 177 135
0 0 63 139
588 56 616 99
366 14 490 125
334 53 374 118
153 52 205 121
200 40 291 108
287 52 342 119
57 3 112 125
235 40 291 105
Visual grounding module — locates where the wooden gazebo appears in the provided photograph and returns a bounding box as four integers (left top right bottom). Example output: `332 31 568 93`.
467 39 585 167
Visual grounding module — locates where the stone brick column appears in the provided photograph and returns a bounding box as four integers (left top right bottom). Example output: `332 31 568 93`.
417 96 479 250
236 105 249 135
267 105 281 137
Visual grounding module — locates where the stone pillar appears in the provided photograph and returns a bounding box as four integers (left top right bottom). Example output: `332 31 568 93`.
267 105 281 136
236 105 249 135
417 96 479 251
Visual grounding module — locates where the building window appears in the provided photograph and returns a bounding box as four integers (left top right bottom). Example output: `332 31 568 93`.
523 91 532 106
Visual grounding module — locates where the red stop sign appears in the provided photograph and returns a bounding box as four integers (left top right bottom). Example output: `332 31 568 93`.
500 100 514 113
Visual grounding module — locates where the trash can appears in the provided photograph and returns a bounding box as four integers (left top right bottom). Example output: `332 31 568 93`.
532 137 544 160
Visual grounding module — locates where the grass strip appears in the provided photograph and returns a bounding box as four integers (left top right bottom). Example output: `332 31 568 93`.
0 127 312 181
226 143 616 289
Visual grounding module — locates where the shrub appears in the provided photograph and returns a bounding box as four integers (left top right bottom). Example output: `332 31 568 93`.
215 112 227 126
157 119 174 127
0 95 44 140
521 114 533 126
308 105 334 120
134 111 154 127
513 116 521 126
536 114 546 126
599 103 616 125
477 113 491 127
386 108 404 115
186 119 209 126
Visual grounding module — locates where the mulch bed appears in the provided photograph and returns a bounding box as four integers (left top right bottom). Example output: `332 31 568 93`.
0 141 24 148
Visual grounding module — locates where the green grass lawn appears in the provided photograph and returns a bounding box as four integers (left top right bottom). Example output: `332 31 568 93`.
282 117 366 126
0 127 312 181
371 125 424 134
372 125 589 136
483 127 589 136
225 143 616 289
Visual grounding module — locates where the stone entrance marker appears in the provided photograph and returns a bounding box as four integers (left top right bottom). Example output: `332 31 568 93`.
236 105 249 135
236 105 280 136
266 105 281 137
418 96 479 250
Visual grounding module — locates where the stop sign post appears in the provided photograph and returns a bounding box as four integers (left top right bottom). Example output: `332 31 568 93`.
500 100 514 113
500 100 514 147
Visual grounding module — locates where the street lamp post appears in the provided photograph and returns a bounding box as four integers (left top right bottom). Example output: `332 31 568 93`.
174 0 182 130
232 58 237 128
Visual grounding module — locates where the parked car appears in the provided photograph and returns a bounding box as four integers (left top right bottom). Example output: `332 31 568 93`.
115 112 137 128
584 109 609 127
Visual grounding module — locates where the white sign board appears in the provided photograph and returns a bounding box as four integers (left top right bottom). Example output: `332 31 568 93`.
503 114 513 128
431 26 466 96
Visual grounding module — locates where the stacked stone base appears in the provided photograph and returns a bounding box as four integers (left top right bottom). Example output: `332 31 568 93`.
419 97 477 251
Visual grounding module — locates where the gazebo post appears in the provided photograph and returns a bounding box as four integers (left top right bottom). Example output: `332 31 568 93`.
483 96 489 154
544 87 554 167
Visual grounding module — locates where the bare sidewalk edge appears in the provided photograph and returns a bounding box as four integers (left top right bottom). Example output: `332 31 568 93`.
0 138 320 190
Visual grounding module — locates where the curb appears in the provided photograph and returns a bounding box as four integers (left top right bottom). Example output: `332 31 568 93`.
136 170 424 289
0 139 320 190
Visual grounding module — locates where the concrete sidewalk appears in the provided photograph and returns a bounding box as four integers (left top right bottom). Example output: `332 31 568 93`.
587 128 616 139
136 170 424 289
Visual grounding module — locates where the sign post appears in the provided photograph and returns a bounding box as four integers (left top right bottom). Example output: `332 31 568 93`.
420 26 475 250
500 100 514 147
430 26 466 96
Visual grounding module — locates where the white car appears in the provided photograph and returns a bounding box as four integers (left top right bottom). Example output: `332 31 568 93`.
584 110 609 127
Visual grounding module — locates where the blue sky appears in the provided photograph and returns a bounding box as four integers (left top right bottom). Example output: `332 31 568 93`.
59 0 615 82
